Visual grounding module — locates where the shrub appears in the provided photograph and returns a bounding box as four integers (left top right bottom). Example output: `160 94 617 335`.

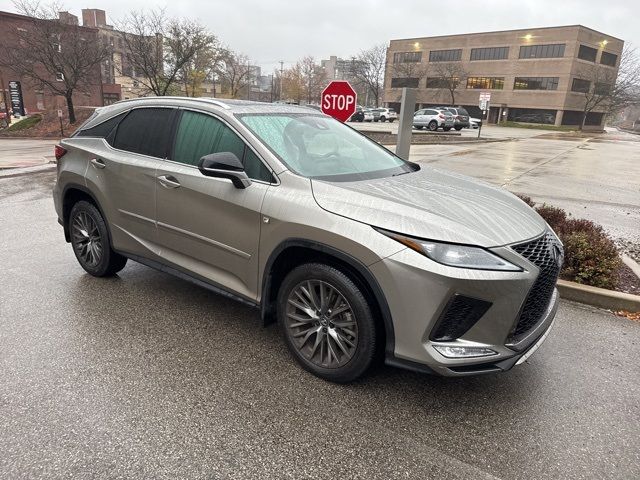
514 194 620 289
561 231 620 289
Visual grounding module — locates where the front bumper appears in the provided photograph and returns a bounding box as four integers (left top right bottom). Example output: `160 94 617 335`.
370 245 560 377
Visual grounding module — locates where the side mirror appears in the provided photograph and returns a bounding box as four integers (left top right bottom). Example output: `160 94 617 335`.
198 152 252 189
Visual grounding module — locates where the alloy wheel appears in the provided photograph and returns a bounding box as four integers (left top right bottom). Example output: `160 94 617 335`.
285 280 358 369
71 211 103 267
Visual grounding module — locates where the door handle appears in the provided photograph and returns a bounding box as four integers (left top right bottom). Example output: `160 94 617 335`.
90 158 106 169
157 175 181 189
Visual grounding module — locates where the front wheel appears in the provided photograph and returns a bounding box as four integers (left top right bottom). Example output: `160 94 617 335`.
428 120 438 131
69 200 127 277
277 263 377 383
379 116 386 122
443 127 452 131
454 126 463 131
388 118 395 123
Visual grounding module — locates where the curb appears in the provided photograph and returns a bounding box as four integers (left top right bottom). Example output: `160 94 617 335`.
557 279 640 313
0 164 56 179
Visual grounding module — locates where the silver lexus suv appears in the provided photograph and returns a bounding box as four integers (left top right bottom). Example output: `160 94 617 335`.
53 97 562 383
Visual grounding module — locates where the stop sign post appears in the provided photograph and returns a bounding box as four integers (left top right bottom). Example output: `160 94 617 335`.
321 81 357 122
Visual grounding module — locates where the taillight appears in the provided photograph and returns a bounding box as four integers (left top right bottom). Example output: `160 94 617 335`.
456 115 462 120
54 145 67 161
439 114 445 119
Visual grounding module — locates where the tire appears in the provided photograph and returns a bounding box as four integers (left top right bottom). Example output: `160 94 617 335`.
428 120 438 131
277 263 377 383
388 119 395 123
443 127 452 132
69 200 127 277
379 116 386 122
414 125 423 130
454 126 463 131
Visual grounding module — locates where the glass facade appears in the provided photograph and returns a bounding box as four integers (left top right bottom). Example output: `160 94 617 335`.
571 78 591 93
466 77 505 89
426 77 459 89
470 47 509 61
578 44 598 62
429 49 462 62
600 51 617 66
393 51 422 63
391 77 419 88
508 108 557 125
519 44 565 59
513 77 559 90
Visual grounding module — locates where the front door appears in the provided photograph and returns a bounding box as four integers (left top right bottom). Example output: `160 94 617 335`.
155 109 276 301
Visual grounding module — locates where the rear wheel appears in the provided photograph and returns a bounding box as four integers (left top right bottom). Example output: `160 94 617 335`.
69 200 127 277
454 126 463 131
379 116 386 122
428 120 438 131
443 127 452 131
388 118 395 123
414 125 423 130
277 263 377 383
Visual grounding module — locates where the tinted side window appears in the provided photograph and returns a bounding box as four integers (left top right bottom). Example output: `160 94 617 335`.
173 110 274 182
113 108 175 158
76 112 126 138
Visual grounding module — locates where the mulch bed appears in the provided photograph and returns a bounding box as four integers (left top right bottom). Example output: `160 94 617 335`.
616 263 640 296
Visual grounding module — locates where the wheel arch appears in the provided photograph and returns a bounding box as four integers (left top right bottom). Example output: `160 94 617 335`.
261 239 395 358
61 183 111 244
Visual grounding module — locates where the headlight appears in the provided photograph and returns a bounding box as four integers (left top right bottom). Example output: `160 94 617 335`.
376 228 521 271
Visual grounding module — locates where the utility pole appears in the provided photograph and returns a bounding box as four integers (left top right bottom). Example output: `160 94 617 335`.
279 61 284 101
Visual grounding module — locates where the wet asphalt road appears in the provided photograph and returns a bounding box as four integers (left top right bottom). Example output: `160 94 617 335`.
1 172 639 479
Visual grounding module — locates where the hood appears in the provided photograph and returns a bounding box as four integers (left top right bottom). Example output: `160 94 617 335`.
311 166 546 247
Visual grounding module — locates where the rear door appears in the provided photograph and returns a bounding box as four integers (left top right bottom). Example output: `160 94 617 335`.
413 109 426 126
84 107 177 258
155 109 276 301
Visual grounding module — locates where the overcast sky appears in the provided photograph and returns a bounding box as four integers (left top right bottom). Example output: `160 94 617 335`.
4 0 638 72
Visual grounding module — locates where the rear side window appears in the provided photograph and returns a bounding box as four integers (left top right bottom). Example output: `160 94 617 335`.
112 108 175 158
76 112 126 138
172 110 274 182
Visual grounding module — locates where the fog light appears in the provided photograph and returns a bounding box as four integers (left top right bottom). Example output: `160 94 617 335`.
433 345 498 358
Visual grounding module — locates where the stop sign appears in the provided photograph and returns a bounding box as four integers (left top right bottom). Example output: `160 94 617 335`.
321 81 357 122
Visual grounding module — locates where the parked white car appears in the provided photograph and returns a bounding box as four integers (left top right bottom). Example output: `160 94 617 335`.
469 117 482 129
372 108 397 123
413 108 455 131
363 109 374 122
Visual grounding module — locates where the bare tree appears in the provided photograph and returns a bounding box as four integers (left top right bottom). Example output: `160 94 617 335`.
0 1 110 123
181 36 224 97
351 44 386 107
217 50 251 99
118 9 213 96
281 62 305 103
573 45 640 129
426 62 469 106
299 56 326 104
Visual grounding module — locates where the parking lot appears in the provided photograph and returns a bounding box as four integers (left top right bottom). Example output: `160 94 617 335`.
1 167 640 479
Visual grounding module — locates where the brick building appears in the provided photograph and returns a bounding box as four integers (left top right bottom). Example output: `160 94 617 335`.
384 25 624 128
0 10 104 115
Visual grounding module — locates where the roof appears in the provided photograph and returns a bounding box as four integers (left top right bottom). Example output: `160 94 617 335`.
109 96 321 115
389 24 624 44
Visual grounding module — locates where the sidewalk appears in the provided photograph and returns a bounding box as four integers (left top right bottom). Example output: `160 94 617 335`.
0 138 57 169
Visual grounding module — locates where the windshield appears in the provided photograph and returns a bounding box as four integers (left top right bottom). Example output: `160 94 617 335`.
238 113 417 181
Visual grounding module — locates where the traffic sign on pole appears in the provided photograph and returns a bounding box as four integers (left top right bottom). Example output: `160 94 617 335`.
321 81 357 122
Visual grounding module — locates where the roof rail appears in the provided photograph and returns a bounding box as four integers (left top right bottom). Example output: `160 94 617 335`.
197 97 231 110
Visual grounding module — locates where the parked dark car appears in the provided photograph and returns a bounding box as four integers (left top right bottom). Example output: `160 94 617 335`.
433 106 470 130
349 106 365 122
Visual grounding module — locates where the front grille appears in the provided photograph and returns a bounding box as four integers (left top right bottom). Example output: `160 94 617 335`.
510 232 562 340
430 295 492 342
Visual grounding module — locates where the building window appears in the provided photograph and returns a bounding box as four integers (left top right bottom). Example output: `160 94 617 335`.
55 72 64 82
393 51 422 63
426 77 459 89
577 44 598 62
600 51 617 67
594 83 611 95
513 77 559 90
466 77 504 89
429 49 462 62
391 77 419 88
571 78 591 93
470 46 509 61
519 44 565 59
508 108 557 125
